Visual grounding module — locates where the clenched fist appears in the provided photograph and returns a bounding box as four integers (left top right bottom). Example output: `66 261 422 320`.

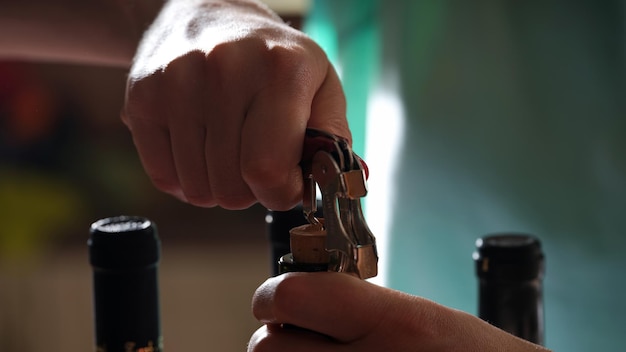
122 0 350 210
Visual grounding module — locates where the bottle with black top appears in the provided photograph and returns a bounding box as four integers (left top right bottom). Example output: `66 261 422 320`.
88 216 163 352
473 233 546 345
265 207 308 276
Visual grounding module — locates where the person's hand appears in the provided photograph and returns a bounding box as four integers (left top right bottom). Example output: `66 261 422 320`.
121 0 349 210
248 272 551 352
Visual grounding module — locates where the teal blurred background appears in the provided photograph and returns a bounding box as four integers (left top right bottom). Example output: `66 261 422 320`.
305 1 625 351
2 1 625 351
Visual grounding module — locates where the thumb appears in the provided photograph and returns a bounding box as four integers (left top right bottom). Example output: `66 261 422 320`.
251 272 411 343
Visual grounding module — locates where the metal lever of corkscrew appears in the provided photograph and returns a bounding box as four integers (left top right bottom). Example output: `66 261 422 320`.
300 129 378 279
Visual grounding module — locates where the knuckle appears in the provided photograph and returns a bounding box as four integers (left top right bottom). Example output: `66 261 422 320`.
167 50 208 79
242 158 289 189
203 35 325 97
241 159 301 211
125 50 209 126
124 80 152 118
267 45 316 86
204 42 243 76
123 72 165 125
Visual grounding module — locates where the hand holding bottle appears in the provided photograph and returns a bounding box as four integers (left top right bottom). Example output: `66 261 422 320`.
248 272 551 352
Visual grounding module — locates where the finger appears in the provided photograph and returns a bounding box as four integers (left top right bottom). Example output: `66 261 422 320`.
169 120 214 206
308 64 351 143
204 119 256 209
241 51 348 210
252 272 398 342
125 118 184 200
122 72 185 201
240 75 310 211
248 324 339 352
164 52 214 206
202 47 256 210
252 275 551 352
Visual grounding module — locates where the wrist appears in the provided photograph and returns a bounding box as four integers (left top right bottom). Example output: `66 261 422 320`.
130 0 293 73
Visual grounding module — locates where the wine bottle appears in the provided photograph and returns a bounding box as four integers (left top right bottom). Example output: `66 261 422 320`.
266 205 329 275
473 233 546 345
88 216 163 352
266 207 307 276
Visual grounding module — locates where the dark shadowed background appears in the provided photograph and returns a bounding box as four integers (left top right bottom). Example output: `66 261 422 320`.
0 1 308 351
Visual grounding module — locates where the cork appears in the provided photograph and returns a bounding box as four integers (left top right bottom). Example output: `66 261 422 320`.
289 223 329 264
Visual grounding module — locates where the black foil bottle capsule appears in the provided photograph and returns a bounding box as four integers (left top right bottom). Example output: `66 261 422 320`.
88 216 163 352
473 234 546 345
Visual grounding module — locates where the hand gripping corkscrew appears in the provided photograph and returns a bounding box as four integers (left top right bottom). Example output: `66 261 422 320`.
278 129 378 279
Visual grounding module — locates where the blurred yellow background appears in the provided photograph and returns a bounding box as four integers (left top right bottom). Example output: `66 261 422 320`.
0 59 276 352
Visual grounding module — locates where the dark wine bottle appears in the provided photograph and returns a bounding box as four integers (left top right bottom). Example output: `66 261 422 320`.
266 207 308 276
473 233 546 345
88 216 163 352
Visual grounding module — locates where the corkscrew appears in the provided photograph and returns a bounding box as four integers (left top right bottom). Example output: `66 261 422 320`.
278 129 378 279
